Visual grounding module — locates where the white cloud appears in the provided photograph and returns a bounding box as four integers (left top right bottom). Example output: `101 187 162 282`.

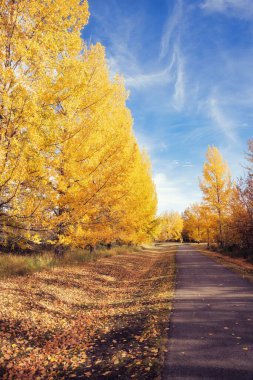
160 0 183 59
200 0 253 19
95 0 187 114
159 1 186 111
107 33 179 91
125 64 173 90
173 46 185 110
134 132 158 154
207 97 237 143
154 172 201 213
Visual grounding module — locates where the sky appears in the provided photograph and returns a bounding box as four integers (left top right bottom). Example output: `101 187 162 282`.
82 0 253 214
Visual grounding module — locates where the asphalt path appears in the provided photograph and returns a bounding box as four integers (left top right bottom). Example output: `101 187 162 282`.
163 245 253 380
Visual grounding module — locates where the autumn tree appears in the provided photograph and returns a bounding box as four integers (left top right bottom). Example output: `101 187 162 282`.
229 140 253 252
183 143 253 254
0 0 89 244
43 44 157 250
199 147 232 247
183 203 215 246
156 211 183 242
115 150 157 245
183 204 202 243
0 0 157 251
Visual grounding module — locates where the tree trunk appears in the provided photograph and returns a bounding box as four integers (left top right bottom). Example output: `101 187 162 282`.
218 210 224 248
86 244 95 253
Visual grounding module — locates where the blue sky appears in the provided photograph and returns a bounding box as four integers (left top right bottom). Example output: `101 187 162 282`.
82 0 253 214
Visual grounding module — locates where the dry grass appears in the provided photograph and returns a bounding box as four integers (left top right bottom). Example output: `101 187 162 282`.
0 246 141 279
0 243 176 379
0 253 56 278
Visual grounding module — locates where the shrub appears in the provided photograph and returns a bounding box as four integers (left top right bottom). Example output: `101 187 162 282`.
59 248 97 266
0 253 56 278
0 244 139 278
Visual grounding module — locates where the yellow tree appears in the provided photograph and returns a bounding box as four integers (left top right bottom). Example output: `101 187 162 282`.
183 204 202 242
183 203 216 245
157 211 183 242
199 146 232 247
199 204 216 247
43 43 157 249
0 0 157 252
113 149 157 245
0 0 89 245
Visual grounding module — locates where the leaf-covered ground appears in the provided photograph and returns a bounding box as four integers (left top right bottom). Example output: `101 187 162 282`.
0 244 176 379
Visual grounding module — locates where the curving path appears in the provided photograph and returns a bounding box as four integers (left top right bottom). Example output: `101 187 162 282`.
163 245 253 380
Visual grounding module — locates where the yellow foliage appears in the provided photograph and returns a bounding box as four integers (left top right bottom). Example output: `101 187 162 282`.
185 143 252 251
0 0 157 249
156 211 183 242
183 203 216 245
199 146 232 247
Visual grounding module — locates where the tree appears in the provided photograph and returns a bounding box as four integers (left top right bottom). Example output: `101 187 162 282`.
0 0 157 251
44 45 157 249
183 203 216 246
0 0 89 245
229 140 253 252
199 146 232 247
156 212 183 242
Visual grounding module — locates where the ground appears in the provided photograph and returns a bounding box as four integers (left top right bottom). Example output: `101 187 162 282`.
0 244 175 380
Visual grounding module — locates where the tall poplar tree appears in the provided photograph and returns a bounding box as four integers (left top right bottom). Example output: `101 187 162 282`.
199 146 232 247
0 0 157 250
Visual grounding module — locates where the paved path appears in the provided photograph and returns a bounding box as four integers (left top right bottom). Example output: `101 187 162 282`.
163 245 253 380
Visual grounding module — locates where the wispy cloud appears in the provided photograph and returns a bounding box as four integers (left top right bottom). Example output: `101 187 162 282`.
92 0 187 113
173 45 185 110
183 161 194 167
107 16 184 97
101 8 176 91
159 0 186 111
124 55 175 89
160 0 183 59
200 0 253 19
85 0 253 213
207 97 237 143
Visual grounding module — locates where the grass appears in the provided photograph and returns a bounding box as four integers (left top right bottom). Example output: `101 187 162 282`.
0 243 176 379
0 246 141 279
0 253 55 278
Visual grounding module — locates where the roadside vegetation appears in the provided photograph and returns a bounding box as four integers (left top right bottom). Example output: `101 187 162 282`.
0 247 135 279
